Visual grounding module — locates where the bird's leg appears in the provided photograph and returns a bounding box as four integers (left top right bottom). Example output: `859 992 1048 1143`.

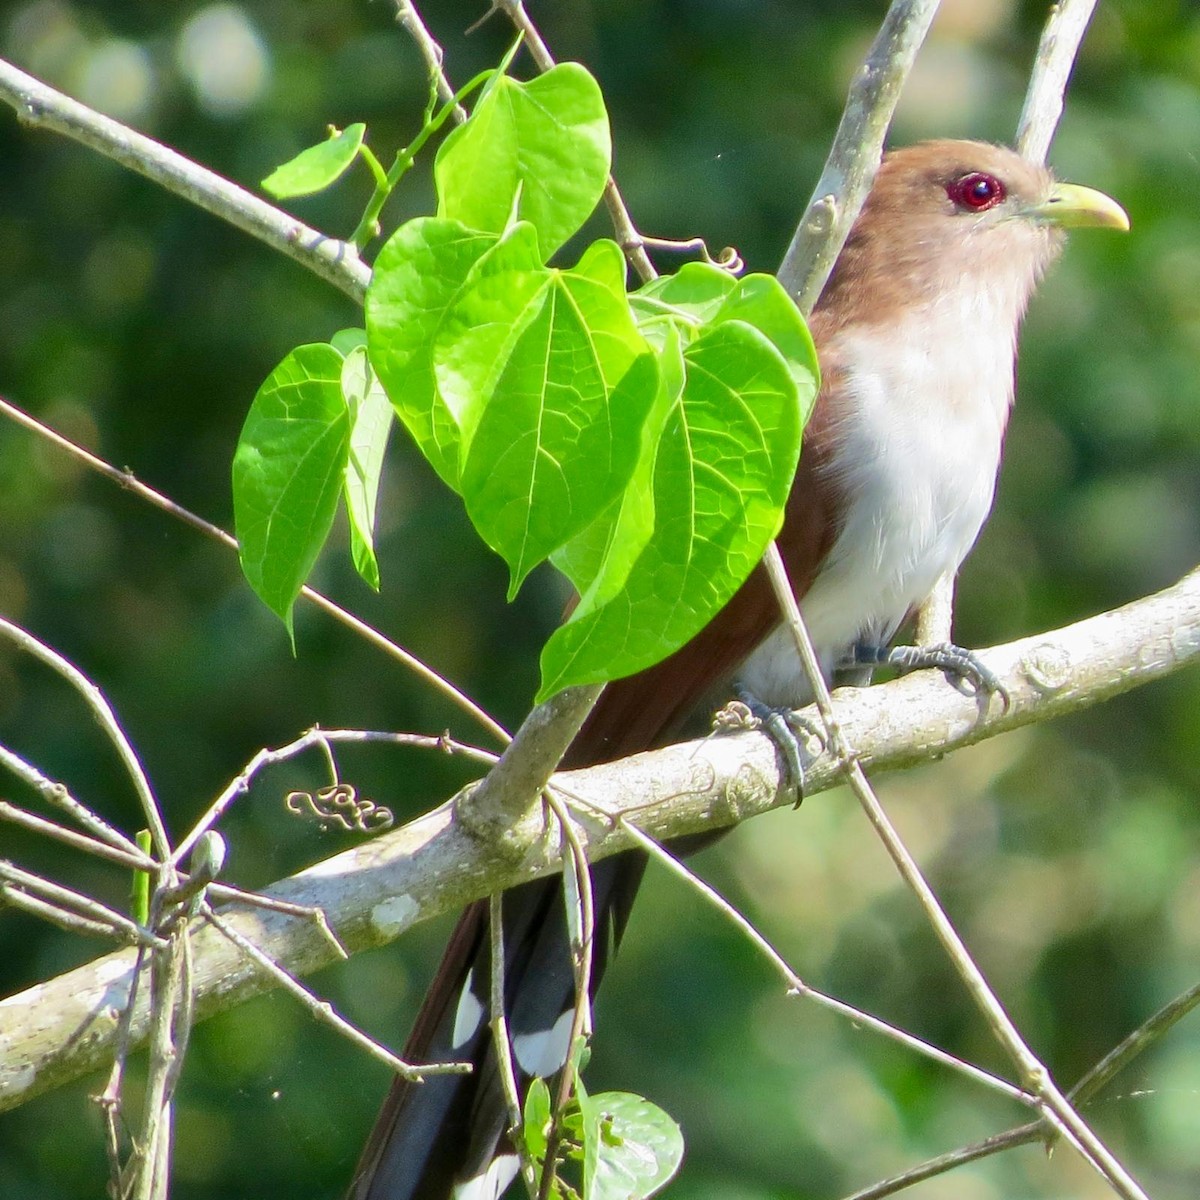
845 641 1009 708
717 688 827 802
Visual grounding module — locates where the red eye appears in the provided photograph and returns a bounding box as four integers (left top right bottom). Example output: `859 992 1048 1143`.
947 171 1006 211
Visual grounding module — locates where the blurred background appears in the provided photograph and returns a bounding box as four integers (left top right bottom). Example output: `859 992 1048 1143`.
2 0 1199 1197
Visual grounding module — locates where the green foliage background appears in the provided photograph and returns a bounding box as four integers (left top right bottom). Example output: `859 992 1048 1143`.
2 1 1199 1197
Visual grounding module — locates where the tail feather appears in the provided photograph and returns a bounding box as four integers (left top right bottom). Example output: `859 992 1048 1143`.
348 853 647 1200
349 552 791 1199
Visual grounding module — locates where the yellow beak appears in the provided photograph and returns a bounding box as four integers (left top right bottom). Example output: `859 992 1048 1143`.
1030 182 1130 231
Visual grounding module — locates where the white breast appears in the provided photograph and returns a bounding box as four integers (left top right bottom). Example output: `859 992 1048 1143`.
738 299 1018 709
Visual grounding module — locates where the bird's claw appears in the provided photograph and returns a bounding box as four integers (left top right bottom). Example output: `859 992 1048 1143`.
725 689 826 804
854 642 1009 710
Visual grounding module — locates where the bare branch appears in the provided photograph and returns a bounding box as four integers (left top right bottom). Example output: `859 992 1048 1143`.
611 817 1026 1104
173 726 497 865
0 394 511 748
0 58 370 304
0 617 167 857
0 862 165 949
2 565 1197 1115
390 0 466 122
0 801 149 869
201 903 462 1081
776 0 941 309
1017 0 1100 166
841 978 1200 1200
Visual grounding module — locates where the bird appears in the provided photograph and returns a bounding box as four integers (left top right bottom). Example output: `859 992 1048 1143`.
348 139 1128 1200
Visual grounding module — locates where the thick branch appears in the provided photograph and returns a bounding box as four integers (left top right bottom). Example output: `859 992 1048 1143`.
456 683 603 841
0 58 370 303
2 567 1197 1113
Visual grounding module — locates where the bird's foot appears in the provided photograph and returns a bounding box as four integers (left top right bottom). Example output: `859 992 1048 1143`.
847 642 1009 709
713 689 826 805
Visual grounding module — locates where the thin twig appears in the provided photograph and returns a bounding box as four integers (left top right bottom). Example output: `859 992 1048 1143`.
0 800 154 870
760 546 1148 1200
391 0 466 122
130 919 189 1200
98 940 152 1194
1 887 144 945
842 977 1200 1200
0 616 168 857
535 790 597 1200
0 742 144 857
0 862 166 948
637 235 744 274
840 1125 1041 1200
1069 978 1200 1108
609 815 1025 1104
0 394 510 748
174 726 499 865
205 884 350 959
488 893 540 1195
201 902 467 1080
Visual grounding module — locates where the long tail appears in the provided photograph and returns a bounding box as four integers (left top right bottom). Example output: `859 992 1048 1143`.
348 853 647 1200
348 554 789 1200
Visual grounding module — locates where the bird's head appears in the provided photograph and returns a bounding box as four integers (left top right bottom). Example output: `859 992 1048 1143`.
814 139 1128 334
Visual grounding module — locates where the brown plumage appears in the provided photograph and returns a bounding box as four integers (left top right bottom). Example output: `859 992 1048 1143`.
350 140 1126 1200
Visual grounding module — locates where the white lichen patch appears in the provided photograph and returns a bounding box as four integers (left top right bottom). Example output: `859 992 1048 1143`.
0 1060 35 1096
371 894 419 938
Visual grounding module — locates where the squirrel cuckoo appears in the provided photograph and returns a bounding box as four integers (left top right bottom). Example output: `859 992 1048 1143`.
349 140 1128 1200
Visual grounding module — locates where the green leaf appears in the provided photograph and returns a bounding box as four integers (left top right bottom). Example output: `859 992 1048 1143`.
341 346 393 591
571 1033 592 1075
460 241 658 597
552 322 683 609
365 217 500 489
538 321 801 699
431 221 549 454
330 327 367 356
629 260 738 331
710 273 820 415
523 1077 552 1165
435 63 610 259
580 1092 683 1200
261 123 366 198
233 343 350 640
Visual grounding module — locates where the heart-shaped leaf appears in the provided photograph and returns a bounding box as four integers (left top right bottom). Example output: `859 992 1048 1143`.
460 240 658 596
538 320 801 698
232 343 349 641
580 1091 683 1200
435 63 610 259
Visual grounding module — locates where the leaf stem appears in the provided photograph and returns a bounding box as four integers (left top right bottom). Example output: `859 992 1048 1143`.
349 65 497 250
